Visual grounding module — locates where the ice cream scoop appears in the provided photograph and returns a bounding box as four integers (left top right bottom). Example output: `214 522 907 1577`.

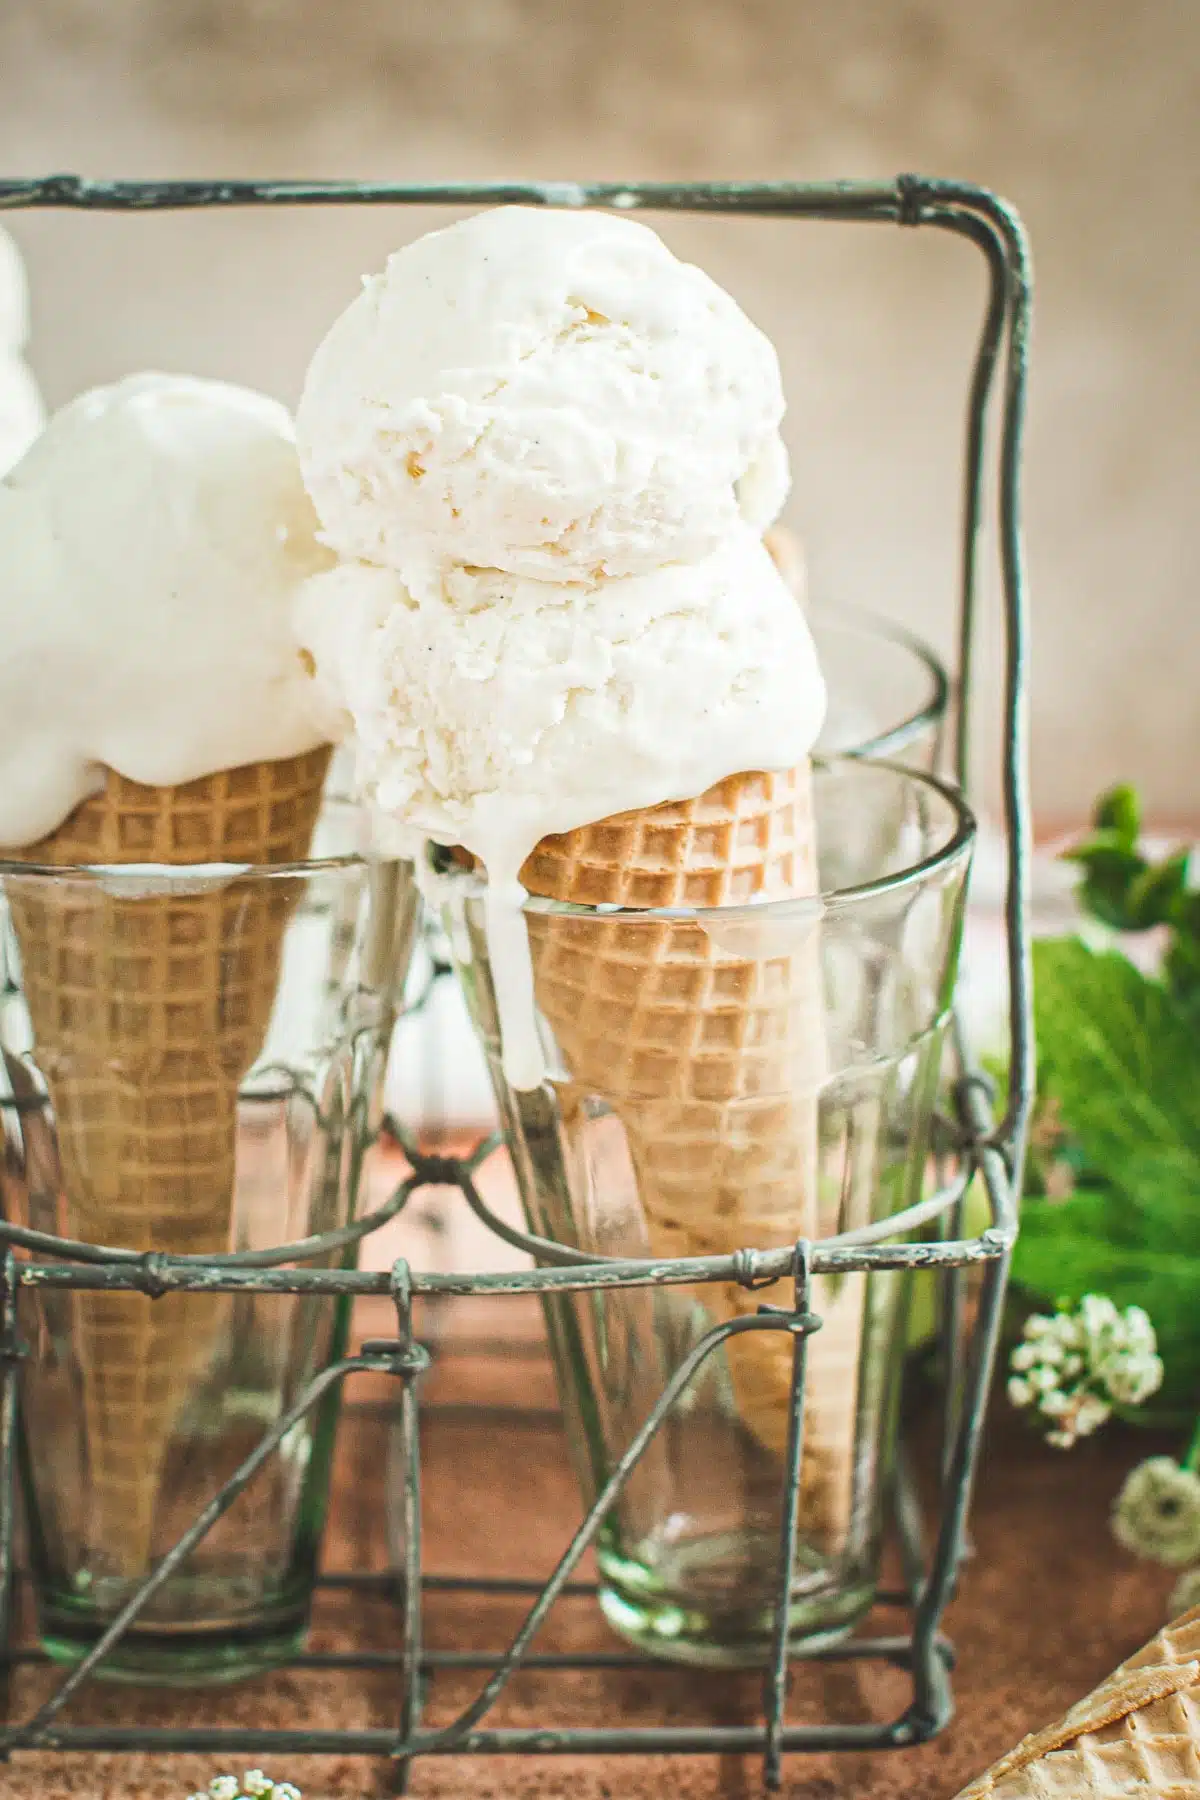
0 372 334 849
297 206 789 597
297 523 824 1084
295 207 824 1086
0 225 45 475
0 225 32 350
297 522 824 864
0 370 341 1576
297 202 849 1535
0 355 44 476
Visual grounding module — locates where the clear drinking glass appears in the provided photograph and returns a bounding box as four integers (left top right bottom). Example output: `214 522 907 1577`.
809 604 949 768
441 758 974 1665
0 805 417 1683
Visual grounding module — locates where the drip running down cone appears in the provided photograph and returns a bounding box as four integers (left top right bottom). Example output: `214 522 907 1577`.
3 746 331 1577
521 763 862 1540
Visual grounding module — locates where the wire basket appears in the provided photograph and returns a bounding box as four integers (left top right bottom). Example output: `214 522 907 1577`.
0 172 1032 1791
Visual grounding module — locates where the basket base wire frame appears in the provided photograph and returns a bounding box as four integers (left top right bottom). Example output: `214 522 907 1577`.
0 173 1032 1790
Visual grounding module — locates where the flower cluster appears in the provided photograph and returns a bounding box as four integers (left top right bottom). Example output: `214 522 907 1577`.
1112 1458 1200 1568
1007 1295 1164 1448
188 1776 300 1800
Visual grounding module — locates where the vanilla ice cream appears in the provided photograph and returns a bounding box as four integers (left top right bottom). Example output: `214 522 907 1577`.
0 225 45 475
296 205 824 1086
0 355 44 475
297 206 789 597
0 372 333 849
0 227 32 350
297 522 824 866
298 522 824 1084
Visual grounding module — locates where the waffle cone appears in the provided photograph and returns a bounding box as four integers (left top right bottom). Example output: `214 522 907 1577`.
955 1605 1200 1797
522 765 857 1537
3 746 331 1575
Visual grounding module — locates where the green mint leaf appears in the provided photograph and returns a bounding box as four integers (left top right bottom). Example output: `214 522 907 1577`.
1166 933 1200 1012
1078 884 1139 932
1032 938 1200 1246
1094 783 1141 846
1125 851 1190 930
1063 836 1148 929
1062 834 1144 881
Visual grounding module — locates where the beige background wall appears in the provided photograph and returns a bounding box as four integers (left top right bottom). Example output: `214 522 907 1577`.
0 0 1196 827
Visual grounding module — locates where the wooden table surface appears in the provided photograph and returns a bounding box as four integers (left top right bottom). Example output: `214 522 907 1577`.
2 1290 1178 1800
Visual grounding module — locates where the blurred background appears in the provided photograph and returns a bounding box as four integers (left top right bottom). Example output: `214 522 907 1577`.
0 0 1194 1150
0 20 1188 1765
1 0 1196 834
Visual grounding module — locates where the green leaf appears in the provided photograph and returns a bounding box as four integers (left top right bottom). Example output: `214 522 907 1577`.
1062 836 1144 891
1125 852 1190 930
1077 884 1138 932
1012 1193 1200 1410
1063 836 1147 930
1094 783 1141 846
1032 938 1200 1245
1063 830 1143 875
1166 933 1200 1011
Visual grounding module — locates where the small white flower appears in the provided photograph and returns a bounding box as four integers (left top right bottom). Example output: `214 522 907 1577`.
1170 1566 1200 1619
1073 1393 1111 1439
274 1786 302 1800
1012 1297 1164 1445
1105 1352 1165 1407
209 1781 241 1800
1113 1458 1200 1567
1040 1390 1111 1448
1081 1294 1119 1334
242 1775 272 1797
1123 1305 1156 1348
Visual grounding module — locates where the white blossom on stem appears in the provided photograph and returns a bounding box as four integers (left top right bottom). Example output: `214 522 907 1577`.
186 1778 301 1800
1113 1458 1200 1568
1006 1296 1163 1448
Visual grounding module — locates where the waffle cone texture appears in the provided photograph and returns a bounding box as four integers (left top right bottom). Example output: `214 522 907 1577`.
522 764 859 1539
3 747 331 1575
955 1604 1200 1797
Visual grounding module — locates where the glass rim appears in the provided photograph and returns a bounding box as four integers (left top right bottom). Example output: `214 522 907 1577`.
0 795 400 887
440 754 976 922
0 853 375 890
0 758 974 903
808 601 950 760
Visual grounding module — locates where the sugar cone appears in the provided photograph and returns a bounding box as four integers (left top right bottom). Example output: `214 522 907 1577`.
954 1605 1200 1797
522 765 860 1539
3 746 331 1576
